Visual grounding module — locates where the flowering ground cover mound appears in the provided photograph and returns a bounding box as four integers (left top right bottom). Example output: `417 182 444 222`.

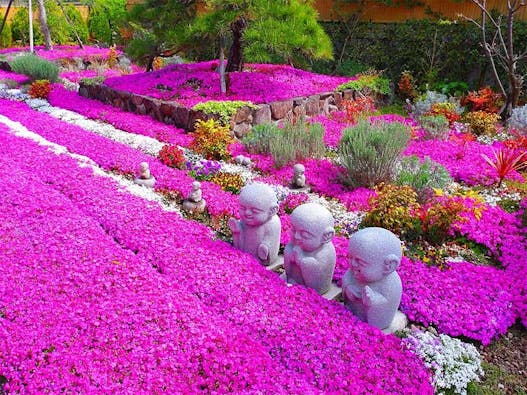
103 60 352 106
0 117 434 393
0 45 121 62
0 69 31 85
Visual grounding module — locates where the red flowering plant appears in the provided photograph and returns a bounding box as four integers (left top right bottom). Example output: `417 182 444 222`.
482 148 527 187
397 70 418 101
29 79 51 99
158 145 185 169
427 102 461 126
461 86 503 113
343 96 376 123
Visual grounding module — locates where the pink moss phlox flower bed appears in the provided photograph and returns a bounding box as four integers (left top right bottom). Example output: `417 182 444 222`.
103 61 352 106
0 124 433 394
59 68 141 83
404 138 525 186
0 98 235 217
0 69 31 84
0 45 121 61
48 85 193 146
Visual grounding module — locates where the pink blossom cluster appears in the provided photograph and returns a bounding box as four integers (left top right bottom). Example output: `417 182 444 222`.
0 45 121 62
48 85 193 147
0 119 433 393
103 61 352 106
0 69 30 84
0 98 235 217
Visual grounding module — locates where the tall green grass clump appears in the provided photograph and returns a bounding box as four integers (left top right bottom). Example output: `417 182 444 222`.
10 54 59 82
339 119 411 188
243 117 325 168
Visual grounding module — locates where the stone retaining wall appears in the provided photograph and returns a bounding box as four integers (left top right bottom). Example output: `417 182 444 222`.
78 81 359 137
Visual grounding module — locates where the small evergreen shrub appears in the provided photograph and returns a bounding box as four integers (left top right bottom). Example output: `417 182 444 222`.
509 104 527 135
10 54 59 82
64 4 89 44
462 111 501 136
190 119 233 160
193 100 256 126
338 120 411 188
28 79 52 99
243 123 280 154
0 22 12 48
11 8 42 45
337 71 390 95
269 117 325 168
418 114 450 140
396 155 453 196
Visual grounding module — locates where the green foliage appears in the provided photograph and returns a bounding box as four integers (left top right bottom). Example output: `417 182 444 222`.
316 19 488 90
243 123 280 154
274 117 326 168
418 114 450 140
80 76 105 85
186 0 333 68
434 80 469 97
63 4 89 44
396 155 452 195
44 0 71 45
9 54 59 82
11 8 42 45
337 73 391 95
125 0 196 69
87 0 127 45
338 119 411 188
193 100 256 125
0 22 12 48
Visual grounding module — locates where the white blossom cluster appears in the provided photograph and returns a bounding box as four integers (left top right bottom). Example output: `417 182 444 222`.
403 329 484 395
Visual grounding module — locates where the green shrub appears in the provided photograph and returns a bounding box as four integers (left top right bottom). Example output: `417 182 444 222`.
243 123 280 154
10 54 59 82
11 8 43 45
337 72 391 95
64 4 89 44
193 100 256 126
396 155 452 196
418 114 450 140
88 0 127 45
338 119 411 188
271 117 325 168
0 22 12 48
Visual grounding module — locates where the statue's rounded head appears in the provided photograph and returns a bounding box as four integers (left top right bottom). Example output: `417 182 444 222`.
239 183 278 226
347 227 402 284
290 203 334 252
139 162 149 171
192 181 201 190
293 163 305 174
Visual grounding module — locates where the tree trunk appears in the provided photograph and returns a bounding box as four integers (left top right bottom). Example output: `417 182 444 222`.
36 0 52 50
226 16 246 73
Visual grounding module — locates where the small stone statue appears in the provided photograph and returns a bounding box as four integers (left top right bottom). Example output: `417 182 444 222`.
342 227 404 332
284 203 336 294
182 181 206 214
235 154 252 167
291 163 307 189
134 162 156 188
228 183 281 266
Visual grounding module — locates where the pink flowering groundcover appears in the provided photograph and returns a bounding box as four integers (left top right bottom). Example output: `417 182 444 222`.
102 60 353 107
0 45 121 62
0 122 433 394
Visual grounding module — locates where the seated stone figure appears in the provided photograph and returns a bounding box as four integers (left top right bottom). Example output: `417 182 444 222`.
291 163 306 189
228 183 281 266
284 203 336 294
342 227 403 331
182 181 206 214
134 162 156 188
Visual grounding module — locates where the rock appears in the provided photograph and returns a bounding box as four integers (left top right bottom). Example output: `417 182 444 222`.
253 104 272 125
233 106 254 123
305 95 320 116
233 122 253 139
270 100 293 120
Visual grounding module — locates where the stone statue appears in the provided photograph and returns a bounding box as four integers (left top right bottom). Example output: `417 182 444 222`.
342 227 403 331
182 181 206 214
134 162 156 188
228 183 281 266
235 154 252 167
291 163 306 189
284 203 336 294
